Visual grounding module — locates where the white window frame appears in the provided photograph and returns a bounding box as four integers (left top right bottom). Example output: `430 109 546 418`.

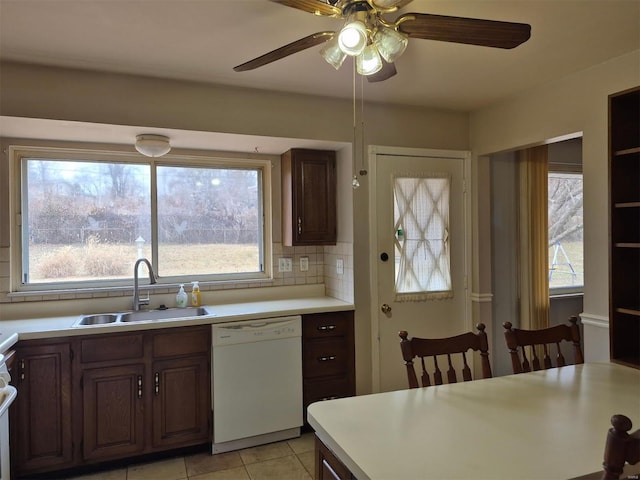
9 145 273 293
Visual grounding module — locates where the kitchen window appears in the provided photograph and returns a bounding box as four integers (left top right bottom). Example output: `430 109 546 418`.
14 147 271 291
548 168 583 293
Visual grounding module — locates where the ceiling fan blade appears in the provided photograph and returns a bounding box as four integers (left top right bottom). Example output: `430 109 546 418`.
234 32 335 72
367 60 397 82
397 13 531 49
270 0 342 17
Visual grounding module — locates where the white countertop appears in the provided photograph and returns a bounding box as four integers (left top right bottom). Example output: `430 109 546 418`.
0 296 354 352
308 362 640 480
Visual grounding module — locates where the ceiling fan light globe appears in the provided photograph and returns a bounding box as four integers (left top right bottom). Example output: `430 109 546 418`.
338 21 368 56
320 36 347 69
135 134 171 157
356 44 383 76
373 27 408 63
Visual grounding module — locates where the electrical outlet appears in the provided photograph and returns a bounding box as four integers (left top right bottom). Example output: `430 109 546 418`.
336 258 344 275
300 256 309 272
278 257 292 272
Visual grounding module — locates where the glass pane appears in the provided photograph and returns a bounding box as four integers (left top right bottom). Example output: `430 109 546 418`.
393 175 452 300
157 165 262 277
23 159 151 284
548 172 583 288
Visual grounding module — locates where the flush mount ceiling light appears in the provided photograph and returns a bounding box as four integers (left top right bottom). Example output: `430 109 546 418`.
233 0 531 83
135 134 171 157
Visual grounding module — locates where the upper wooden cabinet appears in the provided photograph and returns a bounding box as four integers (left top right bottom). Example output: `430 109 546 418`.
609 86 640 368
282 148 337 246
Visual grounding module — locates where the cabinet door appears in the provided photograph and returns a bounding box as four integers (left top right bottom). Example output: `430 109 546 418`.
13 342 73 475
81 364 146 461
283 148 337 246
151 355 210 449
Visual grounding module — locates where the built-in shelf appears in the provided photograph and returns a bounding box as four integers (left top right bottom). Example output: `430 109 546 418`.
609 86 640 369
616 307 640 317
615 146 640 156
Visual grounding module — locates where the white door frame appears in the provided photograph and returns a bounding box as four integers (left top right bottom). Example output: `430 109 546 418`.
367 145 473 393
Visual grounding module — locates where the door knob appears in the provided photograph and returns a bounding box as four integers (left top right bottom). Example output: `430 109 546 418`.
381 304 392 314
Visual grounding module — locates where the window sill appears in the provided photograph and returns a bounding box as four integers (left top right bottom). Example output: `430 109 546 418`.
549 291 584 300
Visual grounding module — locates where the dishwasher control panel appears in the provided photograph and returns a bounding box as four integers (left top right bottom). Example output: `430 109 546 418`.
212 315 301 346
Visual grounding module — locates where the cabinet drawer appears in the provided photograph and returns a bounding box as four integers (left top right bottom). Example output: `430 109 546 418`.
303 312 352 340
304 338 349 378
152 326 210 358
304 377 352 405
81 333 144 363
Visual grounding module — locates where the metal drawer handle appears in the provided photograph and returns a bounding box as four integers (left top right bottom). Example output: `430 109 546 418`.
317 325 336 331
321 395 340 401
318 355 336 362
137 375 143 399
154 372 160 395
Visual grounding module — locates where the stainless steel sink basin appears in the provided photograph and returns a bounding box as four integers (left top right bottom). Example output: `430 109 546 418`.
119 307 208 323
74 307 211 327
76 314 119 326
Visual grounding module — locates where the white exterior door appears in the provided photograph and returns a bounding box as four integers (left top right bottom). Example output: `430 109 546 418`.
369 146 471 392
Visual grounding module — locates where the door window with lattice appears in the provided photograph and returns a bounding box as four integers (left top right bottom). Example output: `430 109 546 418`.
393 174 452 301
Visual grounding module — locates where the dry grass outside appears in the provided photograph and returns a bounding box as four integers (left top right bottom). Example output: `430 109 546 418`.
29 243 260 283
549 241 584 288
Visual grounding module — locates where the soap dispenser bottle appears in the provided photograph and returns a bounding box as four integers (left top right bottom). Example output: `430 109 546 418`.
191 281 201 307
176 284 188 308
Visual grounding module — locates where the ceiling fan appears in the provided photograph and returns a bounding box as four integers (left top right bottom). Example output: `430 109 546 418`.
233 0 531 82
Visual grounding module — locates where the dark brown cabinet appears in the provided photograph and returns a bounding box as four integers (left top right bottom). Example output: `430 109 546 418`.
11 325 211 477
78 332 146 462
282 148 337 246
11 340 74 476
302 311 355 426
151 327 210 449
315 435 355 480
609 86 640 368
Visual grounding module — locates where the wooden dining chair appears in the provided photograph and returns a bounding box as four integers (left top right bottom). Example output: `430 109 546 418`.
602 414 640 480
503 315 584 374
399 324 492 389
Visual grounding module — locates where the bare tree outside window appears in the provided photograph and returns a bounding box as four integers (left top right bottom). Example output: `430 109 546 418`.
548 171 583 289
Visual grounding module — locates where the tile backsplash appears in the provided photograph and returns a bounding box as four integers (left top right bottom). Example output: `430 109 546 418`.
0 242 354 308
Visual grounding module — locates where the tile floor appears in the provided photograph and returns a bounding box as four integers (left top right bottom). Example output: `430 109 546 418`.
64 434 315 480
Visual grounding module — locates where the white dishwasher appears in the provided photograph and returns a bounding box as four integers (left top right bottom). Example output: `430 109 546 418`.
211 315 302 454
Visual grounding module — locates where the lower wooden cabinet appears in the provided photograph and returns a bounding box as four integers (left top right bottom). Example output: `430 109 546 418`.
11 325 211 477
11 341 74 475
303 311 355 426
151 355 210 448
315 435 355 480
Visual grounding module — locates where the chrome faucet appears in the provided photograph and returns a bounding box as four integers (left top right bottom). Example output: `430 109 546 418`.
133 258 157 311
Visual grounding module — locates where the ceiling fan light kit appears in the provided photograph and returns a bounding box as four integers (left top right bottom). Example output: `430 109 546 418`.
373 25 408 63
135 134 171 157
356 43 383 75
233 0 531 83
338 20 368 55
320 35 347 69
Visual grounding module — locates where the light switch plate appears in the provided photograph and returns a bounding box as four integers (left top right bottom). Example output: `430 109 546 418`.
278 257 292 272
336 258 344 275
300 256 309 272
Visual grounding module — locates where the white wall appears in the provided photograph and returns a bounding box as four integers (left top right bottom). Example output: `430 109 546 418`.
469 50 640 361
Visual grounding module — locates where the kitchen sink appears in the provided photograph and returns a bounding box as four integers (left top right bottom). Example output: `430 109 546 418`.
74 307 212 327
76 314 120 326
119 307 208 322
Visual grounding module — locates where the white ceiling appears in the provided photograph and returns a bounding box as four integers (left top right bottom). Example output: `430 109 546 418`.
1 0 639 112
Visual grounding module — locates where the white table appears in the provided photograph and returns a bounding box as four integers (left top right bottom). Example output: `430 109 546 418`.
308 363 640 480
